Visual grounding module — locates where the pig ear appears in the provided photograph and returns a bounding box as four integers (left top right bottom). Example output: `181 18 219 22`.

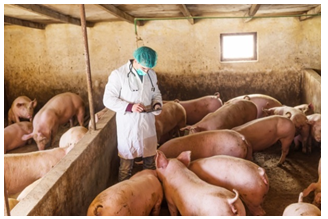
155 150 168 169
22 133 33 141
309 103 314 111
16 102 25 108
32 99 38 108
177 151 191 167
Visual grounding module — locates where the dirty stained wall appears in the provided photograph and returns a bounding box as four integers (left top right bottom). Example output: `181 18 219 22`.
4 16 321 116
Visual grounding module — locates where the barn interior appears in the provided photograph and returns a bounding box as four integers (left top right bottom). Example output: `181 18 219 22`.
3 3 322 216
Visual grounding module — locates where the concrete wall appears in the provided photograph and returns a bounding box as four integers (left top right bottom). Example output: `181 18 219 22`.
302 69 321 113
10 110 119 216
4 16 321 115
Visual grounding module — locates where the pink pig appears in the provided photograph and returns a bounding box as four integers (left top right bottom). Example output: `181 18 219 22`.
87 169 163 216
156 150 246 216
175 92 223 125
294 103 315 115
59 126 88 148
22 92 85 150
189 155 269 216
155 101 187 144
158 129 252 161
4 121 33 153
4 145 74 196
8 96 37 125
282 192 321 216
181 99 257 134
227 93 282 118
232 115 296 165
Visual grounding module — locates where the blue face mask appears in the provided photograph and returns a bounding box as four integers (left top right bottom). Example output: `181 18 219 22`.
136 68 147 76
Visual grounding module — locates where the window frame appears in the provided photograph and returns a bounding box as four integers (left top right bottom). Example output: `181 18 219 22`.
220 32 257 62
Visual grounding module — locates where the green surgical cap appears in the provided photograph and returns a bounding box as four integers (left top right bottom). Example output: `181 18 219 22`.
133 46 158 68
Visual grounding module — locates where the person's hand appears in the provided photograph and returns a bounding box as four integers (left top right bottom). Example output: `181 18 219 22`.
132 103 145 113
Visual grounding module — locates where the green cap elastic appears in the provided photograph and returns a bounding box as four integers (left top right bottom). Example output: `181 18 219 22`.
133 46 157 68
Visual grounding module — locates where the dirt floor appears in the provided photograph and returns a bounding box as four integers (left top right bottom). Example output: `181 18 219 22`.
6 122 321 216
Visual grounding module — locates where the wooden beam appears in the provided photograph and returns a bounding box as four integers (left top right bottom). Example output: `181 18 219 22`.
299 5 321 21
97 4 141 26
178 4 194 25
13 4 94 27
4 16 46 29
245 4 261 23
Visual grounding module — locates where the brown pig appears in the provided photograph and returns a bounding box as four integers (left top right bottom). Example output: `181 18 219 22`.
227 93 282 118
181 99 257 134
263 105 310 153
7 96 37 125
87 169 163 216
294 103 315 115
189 155 269 216
4 122 33 153
156 150 246 216
282 192 321 216
155 101 187 144
232 115 296 165
302 157 321 208
4 145 74 196
59 126 88 148
174 92 223 125
22 92 85 150
158 129 252 161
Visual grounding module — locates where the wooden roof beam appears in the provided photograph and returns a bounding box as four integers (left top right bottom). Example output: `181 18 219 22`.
13 4 94 27
178 4 194 25
245 4 261 23
97 4 141 26
299 5 321 21
4 16 46 29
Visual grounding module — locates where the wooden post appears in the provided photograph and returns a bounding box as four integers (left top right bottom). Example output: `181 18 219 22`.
80 4 96 130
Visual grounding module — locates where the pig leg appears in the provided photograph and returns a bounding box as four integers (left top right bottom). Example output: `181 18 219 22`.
76 108 85 126
300 125 310 153
166 196 179 216
277 137 293 165
302 182 318 197
150 197 162 216
246 204 266 216
293 135 302 150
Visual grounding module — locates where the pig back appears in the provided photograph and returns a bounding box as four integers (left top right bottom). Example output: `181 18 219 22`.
37 92 85 125
158 129 250 161
4 121 33 153
178 93 223 125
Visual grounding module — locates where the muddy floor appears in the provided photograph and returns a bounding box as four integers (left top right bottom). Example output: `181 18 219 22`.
6 123 321 216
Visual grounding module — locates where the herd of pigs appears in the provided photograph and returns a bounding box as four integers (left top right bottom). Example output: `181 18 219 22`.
4 91 321 216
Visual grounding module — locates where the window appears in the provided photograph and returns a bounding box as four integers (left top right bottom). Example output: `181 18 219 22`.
220 32 257 62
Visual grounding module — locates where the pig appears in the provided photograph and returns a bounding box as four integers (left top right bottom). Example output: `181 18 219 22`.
294 113 321 152
302 157 321 208
59 126 88 148
232 115 296 165
87 169 163 216
189 155 269 216
88 108 109 129
7 96 37 125
22 92 85 150
282 192 321 216
174 92 223 125
4 121 33 153
4 144 74 196
262 105 310 153
181 99 257 134
156 150 246 216
226 93 282 118
158 129 252 161
294 103 315 115
155 101 187 144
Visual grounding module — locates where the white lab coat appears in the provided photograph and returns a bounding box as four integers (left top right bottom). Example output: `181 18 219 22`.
103 60 162 159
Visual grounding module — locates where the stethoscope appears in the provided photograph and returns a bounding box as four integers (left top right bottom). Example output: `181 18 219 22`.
127 62 155 92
